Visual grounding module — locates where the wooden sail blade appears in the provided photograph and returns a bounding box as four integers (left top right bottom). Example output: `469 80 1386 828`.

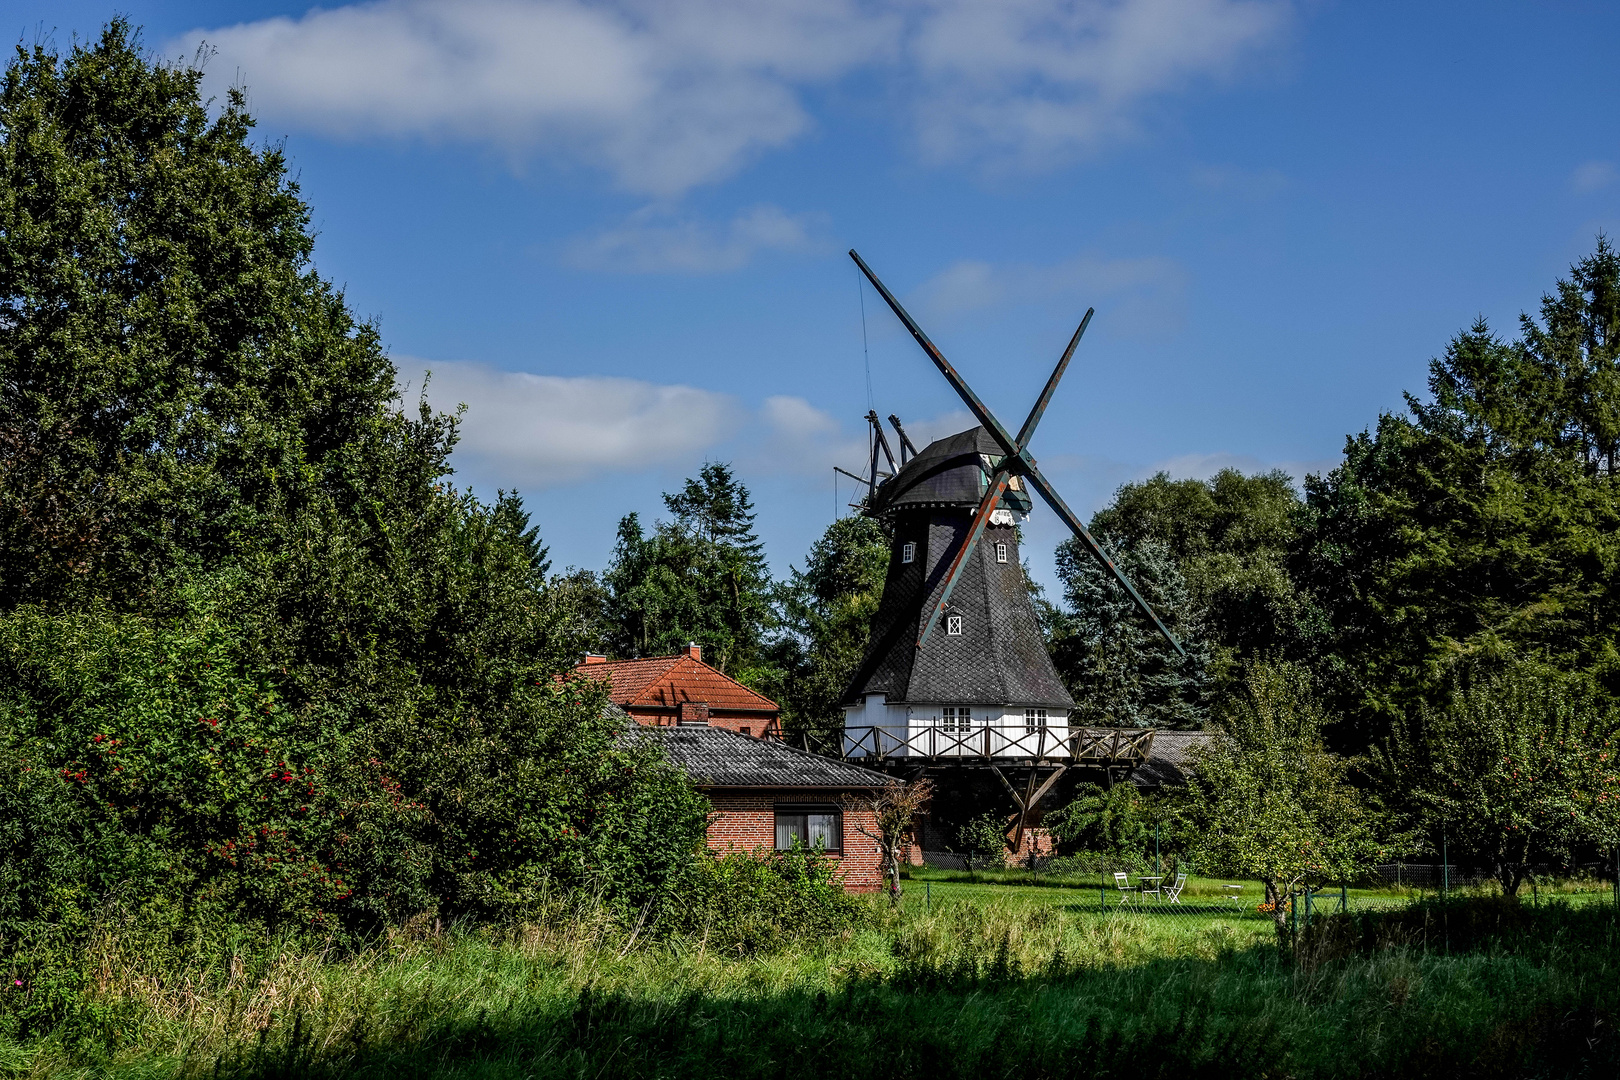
1022 462 1185 656
1015 309 1092 449
848 250 1022 460
917 471 1009 650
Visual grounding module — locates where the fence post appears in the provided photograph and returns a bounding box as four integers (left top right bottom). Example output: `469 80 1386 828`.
1099 874 1106 912
1441 830 1449 899
1154 820 1161 878
1341 881 1348 914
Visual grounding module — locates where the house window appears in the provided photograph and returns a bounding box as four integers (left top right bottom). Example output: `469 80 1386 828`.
1024 708 1048 735
941 705 972 733
946 614 963 635
996 542 1008 563
775 805 842 852
901 542 916 564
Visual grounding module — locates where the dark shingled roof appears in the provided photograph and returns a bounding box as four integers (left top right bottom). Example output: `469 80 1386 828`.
1129 731 1219 788
870 427 1034 515
844 512 1074 709
632 724 898 789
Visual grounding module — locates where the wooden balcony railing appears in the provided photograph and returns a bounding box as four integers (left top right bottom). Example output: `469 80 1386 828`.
783 724 1155 765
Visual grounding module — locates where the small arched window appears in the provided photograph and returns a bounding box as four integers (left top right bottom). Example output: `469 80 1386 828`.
996 542 1008 563
901 541 916 564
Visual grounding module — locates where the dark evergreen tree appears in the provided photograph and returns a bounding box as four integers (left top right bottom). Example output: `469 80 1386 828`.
1049 533 1212 729
766 515 890 740
1298 240 1620 749
603 463 774 673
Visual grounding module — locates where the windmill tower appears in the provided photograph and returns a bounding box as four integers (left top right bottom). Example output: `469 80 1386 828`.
836 250 1184 853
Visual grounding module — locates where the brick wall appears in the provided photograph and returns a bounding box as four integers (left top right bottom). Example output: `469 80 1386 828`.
703 790 885 892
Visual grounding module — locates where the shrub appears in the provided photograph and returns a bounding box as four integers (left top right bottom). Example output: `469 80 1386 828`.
656 848 866 954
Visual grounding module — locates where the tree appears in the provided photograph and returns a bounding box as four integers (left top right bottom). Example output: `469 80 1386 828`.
0 24 709 940
1297 241 1620 749
603 464 774 673
1044 783 1151 859
845 778 933 906
1187 663 1382 945
1375 665 1620 895
1048 534 1212 729
766 515 890 741
951 811 1010 875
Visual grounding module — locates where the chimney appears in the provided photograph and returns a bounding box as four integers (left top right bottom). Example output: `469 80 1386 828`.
678 701 711 726
685 641 702 662
582 653 608 665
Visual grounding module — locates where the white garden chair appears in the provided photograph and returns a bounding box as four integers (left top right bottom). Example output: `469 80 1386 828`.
1113 871 1137 904
1163 872 1188 905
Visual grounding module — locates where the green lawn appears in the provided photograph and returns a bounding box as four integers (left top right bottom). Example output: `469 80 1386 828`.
11 876 1620 1078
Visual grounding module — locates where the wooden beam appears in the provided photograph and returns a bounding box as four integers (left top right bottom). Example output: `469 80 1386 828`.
1010 766 1041 855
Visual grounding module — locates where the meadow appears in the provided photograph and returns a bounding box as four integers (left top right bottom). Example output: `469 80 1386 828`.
8 872 1620 1080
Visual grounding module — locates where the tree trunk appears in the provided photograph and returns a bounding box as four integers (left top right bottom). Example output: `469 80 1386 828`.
1264 878 1289 947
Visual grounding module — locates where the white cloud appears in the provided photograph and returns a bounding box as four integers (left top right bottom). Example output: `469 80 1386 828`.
407 359 738 485
744 397 976 479
906 0 1290 167
912 252 1186 337
1189 162 1289 197
176 0 1290 194
566 204 821 272
1573 161 1617 194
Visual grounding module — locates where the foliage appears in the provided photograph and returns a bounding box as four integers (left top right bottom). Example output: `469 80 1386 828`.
845 778 933 906
766 515 890 739
602 463 774 673
1048 534 1213 729
1086 469 1325 686
950 812 1010 873
655 847 866 954
1298 240 1620 748
1187 663 1384 943
0 21 710 986
1375 664 1620 894
1043 783 1151 859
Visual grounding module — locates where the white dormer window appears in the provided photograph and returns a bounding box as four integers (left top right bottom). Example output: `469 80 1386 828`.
996 542 1008 563
901 542 915 564
946 614 963 636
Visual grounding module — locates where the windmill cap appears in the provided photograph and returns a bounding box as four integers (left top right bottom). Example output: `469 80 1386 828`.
868 427 1034 515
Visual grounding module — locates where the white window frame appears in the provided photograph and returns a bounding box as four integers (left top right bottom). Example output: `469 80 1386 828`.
996 542 1008 563
946 614 963 636
901 541 916 564
1024 707 1048 735
941 705 972 734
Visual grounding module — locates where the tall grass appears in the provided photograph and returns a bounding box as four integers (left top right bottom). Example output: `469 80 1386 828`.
7 891 1620 1078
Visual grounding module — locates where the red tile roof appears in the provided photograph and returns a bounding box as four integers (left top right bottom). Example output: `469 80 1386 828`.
572 654 779 714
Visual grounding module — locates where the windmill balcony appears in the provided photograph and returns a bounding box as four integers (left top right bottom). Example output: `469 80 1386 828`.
841 717 1073 760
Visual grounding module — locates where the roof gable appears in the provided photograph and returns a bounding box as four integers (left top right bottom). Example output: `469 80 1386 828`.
574 654 778 714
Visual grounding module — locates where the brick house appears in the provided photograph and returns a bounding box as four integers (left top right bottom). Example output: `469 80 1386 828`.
633 722 897 891
574 644 780 737
577 647 897 891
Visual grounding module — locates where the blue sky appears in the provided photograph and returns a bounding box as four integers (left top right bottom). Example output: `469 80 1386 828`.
10 0 1620 592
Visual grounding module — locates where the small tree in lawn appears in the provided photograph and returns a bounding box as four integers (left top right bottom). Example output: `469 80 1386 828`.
952 812 1010 877
1188 662 1382 946
1376 665 1620 895
846 778 933 905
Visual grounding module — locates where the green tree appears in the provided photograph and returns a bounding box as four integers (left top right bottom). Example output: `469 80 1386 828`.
1376 665 1620 895
950 811 1010 875
1298 241 1620 749
0 23 708 947
603 463 774 674
1044 783 1151 858
1049 534 1212 729
1187 663 1382 945
766 515 890 740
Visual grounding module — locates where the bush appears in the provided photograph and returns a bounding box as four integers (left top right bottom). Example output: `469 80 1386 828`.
656 848 867 954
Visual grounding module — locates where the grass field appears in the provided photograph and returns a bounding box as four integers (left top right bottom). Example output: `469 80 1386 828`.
8 876 1620 1079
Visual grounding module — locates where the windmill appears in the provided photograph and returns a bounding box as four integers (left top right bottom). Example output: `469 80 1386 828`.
838 249 1184 856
